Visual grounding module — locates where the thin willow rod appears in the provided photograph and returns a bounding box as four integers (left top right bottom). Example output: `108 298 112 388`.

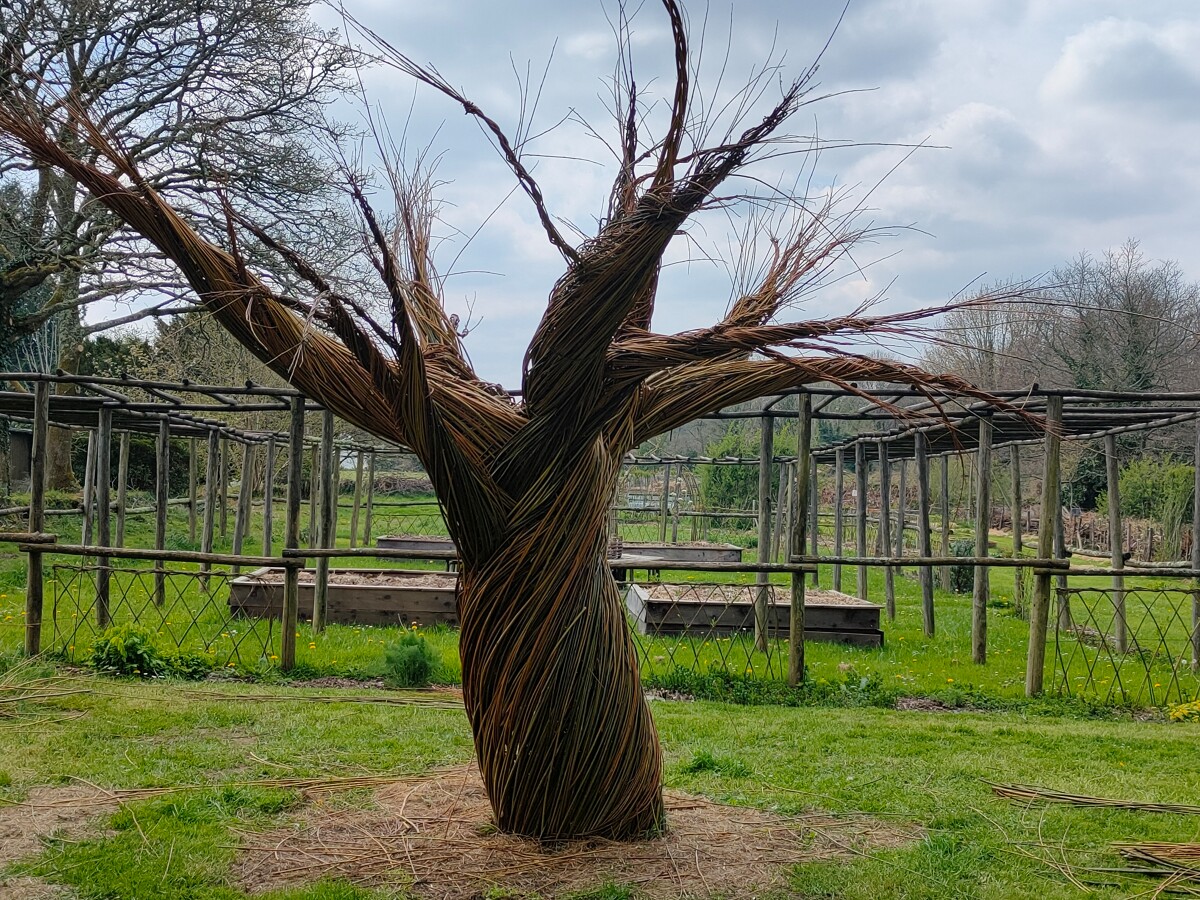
987 782 1200 815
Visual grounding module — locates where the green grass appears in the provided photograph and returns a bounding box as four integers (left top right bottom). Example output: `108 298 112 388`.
1 671 1198 898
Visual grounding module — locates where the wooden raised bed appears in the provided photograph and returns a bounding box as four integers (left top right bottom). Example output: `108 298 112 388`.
228 568 457 627
624 583 883 647
620 541 743 563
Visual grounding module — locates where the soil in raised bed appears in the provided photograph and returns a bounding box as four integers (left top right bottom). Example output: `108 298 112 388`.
643 583 878 607
246 570 457 588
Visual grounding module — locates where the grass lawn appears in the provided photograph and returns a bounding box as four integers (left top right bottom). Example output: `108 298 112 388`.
1 666 1199 899
1 496 1198 897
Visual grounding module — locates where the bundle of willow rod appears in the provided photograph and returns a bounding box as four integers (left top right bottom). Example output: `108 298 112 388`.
1116 842 1200 871
0 0 1044 839
0 663 90 717
987 782 1200 815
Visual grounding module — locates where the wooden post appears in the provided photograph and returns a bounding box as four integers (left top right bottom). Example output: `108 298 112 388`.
690 487 699 542
771 461 788 562
188 437 198 544
80 429 96 547
879 442 895 620
1192 418 1200 673
200 430 219 588
348 450 365 549
262 436 276 556
916 432 934 636
833 448 845 591
1054 466 1070 630
972 417 992 664
789 393 811 686
1011 446 1024 618
219 436 229 539
755 416 774 651
24 381 49 656
658 462 671 543
808 455 819 587
671 464 682 544
362 451 376 546
1026 395 1062 696
939 454 951 591
1104 434 1127 653
308 442 318 548
895 458 907 560
153 418 169 606
312 410 336 632
230 441 254 575
855 441 868 601
282 398 305 671
95 408 113 629
115 431 130 547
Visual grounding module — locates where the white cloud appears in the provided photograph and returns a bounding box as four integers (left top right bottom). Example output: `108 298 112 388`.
1042 18 1200 118
335 0 1200 386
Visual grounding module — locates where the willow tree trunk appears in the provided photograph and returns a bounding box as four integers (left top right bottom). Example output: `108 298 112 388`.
456 449 663 840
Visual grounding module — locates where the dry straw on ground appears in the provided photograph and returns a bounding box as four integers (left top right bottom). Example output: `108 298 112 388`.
233 764 915 899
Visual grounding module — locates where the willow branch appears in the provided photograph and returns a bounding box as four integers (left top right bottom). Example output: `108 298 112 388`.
630 354 1039 447
340 9 578 264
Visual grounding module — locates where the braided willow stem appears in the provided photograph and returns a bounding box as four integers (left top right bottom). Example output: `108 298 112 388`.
458 445 663 839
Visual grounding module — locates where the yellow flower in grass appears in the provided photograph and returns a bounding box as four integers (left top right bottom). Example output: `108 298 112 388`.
308 642 316 649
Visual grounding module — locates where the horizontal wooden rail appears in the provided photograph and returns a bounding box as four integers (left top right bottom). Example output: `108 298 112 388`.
284 547 456 560
18 543 302 568
0 531 56 543
796 555 1068 569
285 547 816 575
1036 566 1200 579
612 560 816 574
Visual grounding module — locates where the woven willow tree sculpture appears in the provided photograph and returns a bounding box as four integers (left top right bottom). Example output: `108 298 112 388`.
1 2 1025 840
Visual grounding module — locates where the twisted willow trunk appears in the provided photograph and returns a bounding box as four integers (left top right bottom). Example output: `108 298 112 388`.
457 445 664 840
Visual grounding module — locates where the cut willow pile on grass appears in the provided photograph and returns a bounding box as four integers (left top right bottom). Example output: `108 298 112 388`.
0 0 1040 840
990 784 1200 894
987 782 1200 815
0 662 89 726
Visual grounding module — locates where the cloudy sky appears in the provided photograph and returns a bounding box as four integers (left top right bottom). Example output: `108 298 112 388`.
320 0 1200 387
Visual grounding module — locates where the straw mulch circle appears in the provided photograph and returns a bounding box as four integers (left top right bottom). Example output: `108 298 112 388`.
233 764 916 899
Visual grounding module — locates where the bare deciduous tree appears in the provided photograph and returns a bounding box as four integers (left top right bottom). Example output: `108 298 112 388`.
1 0 362 483
1044 240 1200 393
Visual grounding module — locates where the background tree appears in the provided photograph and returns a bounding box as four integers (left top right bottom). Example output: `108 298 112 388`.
1043 240 1200 394
0 2 1028 839
0 0 362 486
922 288 1044 390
